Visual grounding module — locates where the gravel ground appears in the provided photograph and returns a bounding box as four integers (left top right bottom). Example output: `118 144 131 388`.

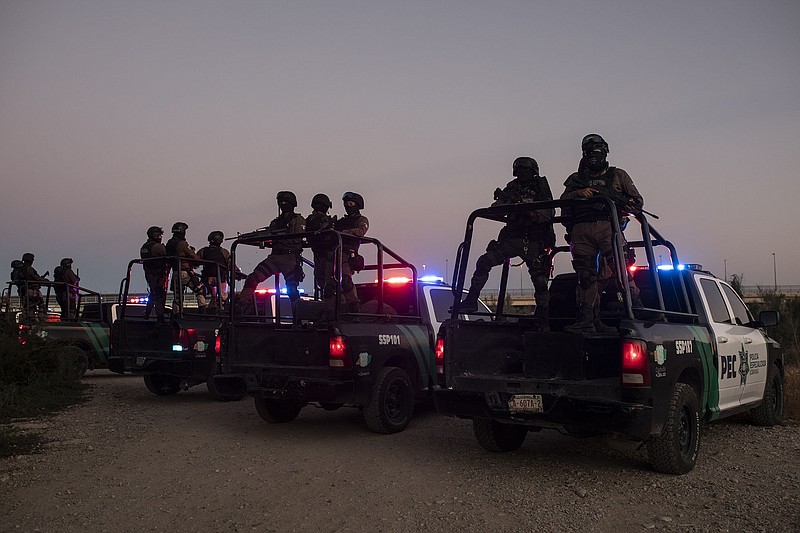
1 371 799 532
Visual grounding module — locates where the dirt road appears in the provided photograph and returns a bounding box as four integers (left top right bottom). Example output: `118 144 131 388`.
2 371 799 532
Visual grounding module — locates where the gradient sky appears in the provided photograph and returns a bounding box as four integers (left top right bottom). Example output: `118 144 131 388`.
2 0 798 293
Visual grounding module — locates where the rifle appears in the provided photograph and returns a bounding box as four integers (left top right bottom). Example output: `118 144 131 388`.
493 187 524 205
598 189 659 219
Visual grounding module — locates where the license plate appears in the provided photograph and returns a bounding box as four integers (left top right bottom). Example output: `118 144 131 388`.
135 356 146 366
508 394 543 413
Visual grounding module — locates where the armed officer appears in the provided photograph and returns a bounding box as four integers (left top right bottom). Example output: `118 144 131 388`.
560 133 643 333
197 230 240 309
304 193 337 299
237 191 306 311
140 226 168 323
53 258 79 319
19 252 49 320
459 157 555 329
165 222 207 313
330 192 369 313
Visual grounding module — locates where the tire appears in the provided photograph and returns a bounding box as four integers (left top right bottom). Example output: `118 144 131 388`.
473 419 528 452
254 397 304 423
750 364 784 426
60 346 89 378
364 366 414 434
143 374 181 396
646 383 700 474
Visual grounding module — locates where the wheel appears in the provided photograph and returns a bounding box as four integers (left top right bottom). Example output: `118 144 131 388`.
750 364 784 426
473 419 528 452
646 383 700 474
254 397 304 423
143 374 181 396
205 366 245 402
60 346 89 378
363 366 414 434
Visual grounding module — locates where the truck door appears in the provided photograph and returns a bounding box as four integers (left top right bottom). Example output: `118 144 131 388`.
719 282 768 406
696 277 748 412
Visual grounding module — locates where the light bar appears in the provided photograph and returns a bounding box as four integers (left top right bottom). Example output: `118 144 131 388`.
657 264 686 271
419 275 444 283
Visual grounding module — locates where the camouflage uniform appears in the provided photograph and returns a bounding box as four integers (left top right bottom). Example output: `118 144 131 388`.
140 238 168 321
561 162 643 329
331 212 369 311
238 211 306 308
462 165 555 326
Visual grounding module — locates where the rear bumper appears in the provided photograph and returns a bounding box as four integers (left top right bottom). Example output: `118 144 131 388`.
434 383 653 441
214 370 355 404
107 353 210 378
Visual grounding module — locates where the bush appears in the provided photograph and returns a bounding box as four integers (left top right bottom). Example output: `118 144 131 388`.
0 320 88 423
748 291 800 367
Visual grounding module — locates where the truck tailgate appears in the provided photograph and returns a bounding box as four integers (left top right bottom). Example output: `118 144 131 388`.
229 325 328 368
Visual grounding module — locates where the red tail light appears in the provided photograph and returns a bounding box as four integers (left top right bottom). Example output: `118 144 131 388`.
621 339 650 386
329 336 349 368
172 328 189 351
215 334 222 354
435 337 445 375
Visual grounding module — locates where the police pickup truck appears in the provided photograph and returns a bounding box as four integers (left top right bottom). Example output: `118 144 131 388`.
108 257 243 401
212 230 490 433
434 197 783 474
2 281 121 376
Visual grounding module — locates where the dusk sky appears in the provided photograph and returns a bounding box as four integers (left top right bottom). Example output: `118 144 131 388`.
2 1 798 294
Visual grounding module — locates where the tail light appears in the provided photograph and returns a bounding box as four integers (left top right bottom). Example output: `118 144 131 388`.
621 339 650 386
172 328 189 352
17 324 30 345
329 336 350 368
215 334 222 354
435 337 445 375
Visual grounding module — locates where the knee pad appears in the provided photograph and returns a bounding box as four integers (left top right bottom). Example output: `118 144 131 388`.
573 258 598 290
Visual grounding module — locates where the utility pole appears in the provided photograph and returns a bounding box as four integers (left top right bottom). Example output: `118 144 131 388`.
772 252 777 291
724 259 727 281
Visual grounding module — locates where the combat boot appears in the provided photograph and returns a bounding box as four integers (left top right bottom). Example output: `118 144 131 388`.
564 304 596 334
456 286 482 313
533 304 550 332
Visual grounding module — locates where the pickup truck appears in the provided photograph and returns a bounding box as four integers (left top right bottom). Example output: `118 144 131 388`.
434 197 784 474
2 281 123 376
212 229 491 433
108 257 243 401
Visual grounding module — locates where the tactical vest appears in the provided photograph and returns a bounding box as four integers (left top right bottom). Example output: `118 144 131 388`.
270 213 304 255
199 245 228 280
334 214 367 253
567 167 618 223
141 239 167 273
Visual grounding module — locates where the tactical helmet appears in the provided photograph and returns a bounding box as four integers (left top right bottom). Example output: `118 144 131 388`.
581 134 609 154
342 192 364 210
276 191 297 207
11 260 24 269
512 157 539 177
60 258 73 268
171 222 188 234
147 226 163 239
22 253 34 263
311 193 332 211
207 231 224 245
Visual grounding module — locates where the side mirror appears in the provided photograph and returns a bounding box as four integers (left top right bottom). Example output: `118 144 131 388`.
758 310 780 328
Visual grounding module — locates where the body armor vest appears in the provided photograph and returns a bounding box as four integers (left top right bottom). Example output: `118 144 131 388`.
200 245 227 279
141 239 167 272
